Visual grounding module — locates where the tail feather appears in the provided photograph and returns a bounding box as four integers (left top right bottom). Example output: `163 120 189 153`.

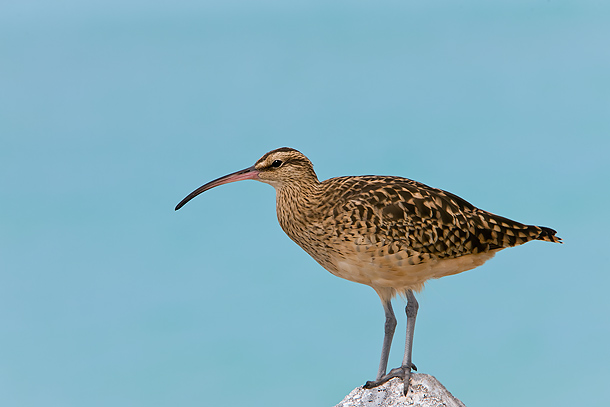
473 210 562 248
536 226 563 244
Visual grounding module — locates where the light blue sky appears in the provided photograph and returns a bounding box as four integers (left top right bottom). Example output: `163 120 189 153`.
1 1 608 406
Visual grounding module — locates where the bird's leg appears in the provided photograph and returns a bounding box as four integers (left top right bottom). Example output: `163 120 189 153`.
363 290 419 396
363 299 396 389
377 300 397 380
399 289 419 395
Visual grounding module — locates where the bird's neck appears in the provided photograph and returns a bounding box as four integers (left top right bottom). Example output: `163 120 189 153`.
275 178 321 241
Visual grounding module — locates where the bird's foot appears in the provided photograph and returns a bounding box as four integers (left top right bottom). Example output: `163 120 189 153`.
363 363 416 396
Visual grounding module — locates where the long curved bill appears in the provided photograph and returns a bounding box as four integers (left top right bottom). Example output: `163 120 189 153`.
175 165 259 211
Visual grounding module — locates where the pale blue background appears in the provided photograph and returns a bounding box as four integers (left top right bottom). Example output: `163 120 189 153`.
1 1 608 406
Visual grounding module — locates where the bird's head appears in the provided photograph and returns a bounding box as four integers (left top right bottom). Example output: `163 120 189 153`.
253 147 317 188
175 147 318 210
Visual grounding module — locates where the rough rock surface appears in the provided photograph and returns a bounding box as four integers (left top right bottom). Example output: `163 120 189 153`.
334 374 465 407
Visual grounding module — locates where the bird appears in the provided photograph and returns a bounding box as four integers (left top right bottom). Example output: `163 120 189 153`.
175 147 562 395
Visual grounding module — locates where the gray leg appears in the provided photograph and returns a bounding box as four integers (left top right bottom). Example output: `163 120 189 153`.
364 299 396 387
401 289 419 395
378 300 397 380
363 290 419 396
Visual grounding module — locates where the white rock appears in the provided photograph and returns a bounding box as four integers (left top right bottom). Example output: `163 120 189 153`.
334 374 466 407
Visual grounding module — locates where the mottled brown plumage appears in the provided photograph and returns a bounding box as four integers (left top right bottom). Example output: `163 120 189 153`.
252 148 561 300
175 147 561 395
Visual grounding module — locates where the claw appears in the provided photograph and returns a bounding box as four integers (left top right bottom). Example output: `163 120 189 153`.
363 365 415 395
402 369 412 396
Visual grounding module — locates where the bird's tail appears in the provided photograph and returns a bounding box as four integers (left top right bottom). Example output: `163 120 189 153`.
534 226 563 244
474 211 562 248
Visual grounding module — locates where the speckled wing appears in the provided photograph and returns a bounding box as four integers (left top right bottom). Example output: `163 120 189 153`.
321 176 560 264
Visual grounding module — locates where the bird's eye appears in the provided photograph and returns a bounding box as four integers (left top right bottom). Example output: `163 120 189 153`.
271 160 283 168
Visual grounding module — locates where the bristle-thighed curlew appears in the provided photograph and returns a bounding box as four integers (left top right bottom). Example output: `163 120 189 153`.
175 147 562 395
